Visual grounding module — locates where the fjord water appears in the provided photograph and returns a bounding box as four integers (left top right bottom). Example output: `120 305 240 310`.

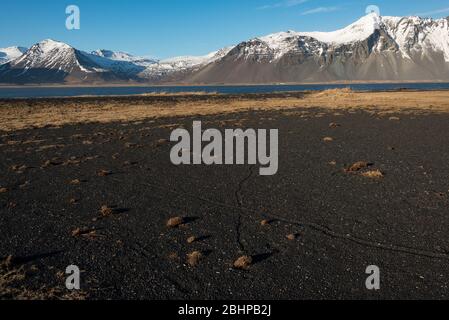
1 83 449 98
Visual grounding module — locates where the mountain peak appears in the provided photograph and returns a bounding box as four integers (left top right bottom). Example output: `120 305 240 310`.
364 11 380 17
35 39 72 52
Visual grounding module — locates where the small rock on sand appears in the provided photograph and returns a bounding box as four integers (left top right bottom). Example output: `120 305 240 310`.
233 256 253 270
167 216 184 228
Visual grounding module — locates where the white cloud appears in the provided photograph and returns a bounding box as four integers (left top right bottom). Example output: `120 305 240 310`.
258 0 308 10
415 7 449 17
300 6 339 16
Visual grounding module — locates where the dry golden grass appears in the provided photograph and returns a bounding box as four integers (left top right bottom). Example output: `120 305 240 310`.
315 87 354 97
140 91 217 96
0 256 87 300
2 90 449 131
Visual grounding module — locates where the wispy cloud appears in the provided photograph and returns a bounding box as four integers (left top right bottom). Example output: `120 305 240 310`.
414 7 449 17
258 0 308 10
300 6 339 16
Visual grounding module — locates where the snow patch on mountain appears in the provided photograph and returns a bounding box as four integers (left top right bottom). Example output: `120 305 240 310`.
140 46 234 78
252 13 449 62
382 16 449 61
0 46 27 65
302 13 382 45
91 49 157 67
258 13 382 55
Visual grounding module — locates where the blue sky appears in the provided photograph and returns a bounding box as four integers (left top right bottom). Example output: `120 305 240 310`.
1 0 449 58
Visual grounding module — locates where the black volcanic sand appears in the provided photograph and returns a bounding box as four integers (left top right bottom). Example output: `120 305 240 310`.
1 105 449 300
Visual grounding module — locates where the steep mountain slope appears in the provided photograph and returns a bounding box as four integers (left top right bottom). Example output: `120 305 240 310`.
0 46 27 65
186 13 449 83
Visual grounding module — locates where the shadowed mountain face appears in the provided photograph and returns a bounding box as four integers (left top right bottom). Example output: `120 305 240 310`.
1 13 449 84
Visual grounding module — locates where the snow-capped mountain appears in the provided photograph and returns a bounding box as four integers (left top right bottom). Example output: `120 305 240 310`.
2 13 449 84
0 46 27 65
91 49 158 67
0 39 146 84
187 13 449 83
139 47 233 80
0 39 232 84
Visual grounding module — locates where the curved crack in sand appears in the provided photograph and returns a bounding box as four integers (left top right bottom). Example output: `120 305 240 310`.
138 180 449 261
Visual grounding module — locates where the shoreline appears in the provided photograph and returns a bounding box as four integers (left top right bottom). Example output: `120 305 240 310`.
1 86 449 101
1 80 449 89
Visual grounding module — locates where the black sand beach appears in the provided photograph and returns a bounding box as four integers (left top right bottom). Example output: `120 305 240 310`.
1 94 449 299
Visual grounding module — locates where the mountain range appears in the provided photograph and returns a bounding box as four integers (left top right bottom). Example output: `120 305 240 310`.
1 13 449 84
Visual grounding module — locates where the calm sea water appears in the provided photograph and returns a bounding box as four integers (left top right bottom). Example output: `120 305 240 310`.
1 83 449 99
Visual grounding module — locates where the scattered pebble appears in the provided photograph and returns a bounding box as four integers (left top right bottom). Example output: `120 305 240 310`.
69 179 81 185
42 159 63 168
156 139 169 146
0 187 8 194
361 170 384 179
287 234 297 241
125 142 137 148
168 252 180 261
72 228 97 239
10 165 28 173
346 161 372 172
233 256 253 270
167 216 184 228
97 170 112 177
100 205 114 217
260 220 270 226
19 181 30 189
186 251 203 267
187 236 197 244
